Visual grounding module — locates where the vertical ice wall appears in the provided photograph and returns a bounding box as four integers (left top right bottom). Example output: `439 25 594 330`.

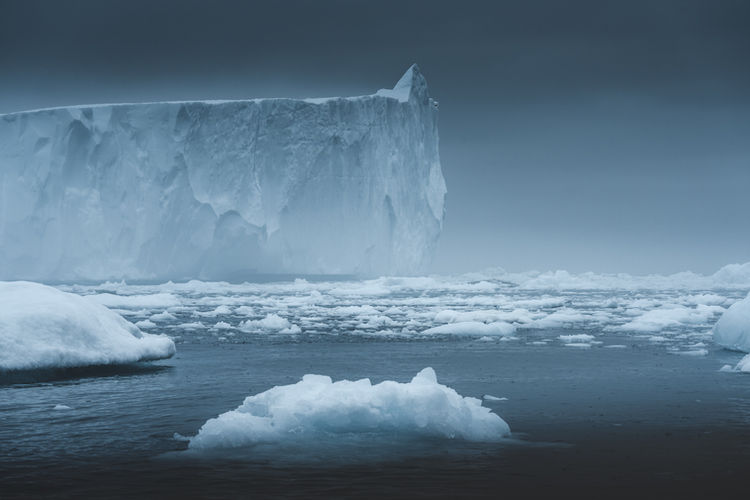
0 64 445 281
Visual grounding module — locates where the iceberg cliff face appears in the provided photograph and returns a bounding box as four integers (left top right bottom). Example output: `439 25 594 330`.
0 64 445 281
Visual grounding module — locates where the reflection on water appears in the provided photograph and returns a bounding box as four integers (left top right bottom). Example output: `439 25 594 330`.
0 364 172 386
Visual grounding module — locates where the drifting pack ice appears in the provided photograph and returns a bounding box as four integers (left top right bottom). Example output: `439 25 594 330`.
0 65 445 281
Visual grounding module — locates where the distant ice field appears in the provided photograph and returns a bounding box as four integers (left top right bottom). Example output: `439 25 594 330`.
59 264 750 356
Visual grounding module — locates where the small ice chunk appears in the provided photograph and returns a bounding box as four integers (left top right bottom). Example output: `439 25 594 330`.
714 294 750 352
239 314 301 334
736 354 750 372
422 321 516 337
173 432 191 442
195 305 233 317
150 311 177 322
672 349 708 356
234 306 254 316
558 334 595 343
482 395 508 401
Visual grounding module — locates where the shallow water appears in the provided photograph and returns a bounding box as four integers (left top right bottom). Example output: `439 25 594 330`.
3 277 750 497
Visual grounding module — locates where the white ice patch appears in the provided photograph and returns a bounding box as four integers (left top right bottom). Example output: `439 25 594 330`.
0 281 175 371
713 294 750 352
188 367 509 450
195 305 233 317
135 319 157 329
617 305 724 333
558 334 595 343
239 314 301 334
150 311 177 322
482 395 508 401
736 355 750 372
422 321 516 337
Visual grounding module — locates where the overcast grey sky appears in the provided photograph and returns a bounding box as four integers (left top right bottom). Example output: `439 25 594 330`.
1 0 748 274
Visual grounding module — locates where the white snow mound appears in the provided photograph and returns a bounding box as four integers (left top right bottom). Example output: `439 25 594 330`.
0 281 175 371
713 293 750 352
188 367 510 449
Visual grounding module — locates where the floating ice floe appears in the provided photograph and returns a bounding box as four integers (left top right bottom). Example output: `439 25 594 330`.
736 355 750 372
188 367 509 450
422 321 516 337
616 305 724 333
0 281 175 371
482 395 508 401
239 313 301 334
713 294 750 352
558 334 595 343
713 295 750 372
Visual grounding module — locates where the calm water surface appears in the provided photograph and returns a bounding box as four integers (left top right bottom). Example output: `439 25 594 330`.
2 280 750 497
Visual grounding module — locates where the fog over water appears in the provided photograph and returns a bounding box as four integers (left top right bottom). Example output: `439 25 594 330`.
1 0 748 274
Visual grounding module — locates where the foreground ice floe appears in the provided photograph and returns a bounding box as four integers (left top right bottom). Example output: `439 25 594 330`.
188 367 509 450
0 281 175 371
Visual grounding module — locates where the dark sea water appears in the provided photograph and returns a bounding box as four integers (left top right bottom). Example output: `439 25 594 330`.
2 277 750 498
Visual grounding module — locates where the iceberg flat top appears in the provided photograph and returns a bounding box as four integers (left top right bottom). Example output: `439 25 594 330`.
0 64 430 117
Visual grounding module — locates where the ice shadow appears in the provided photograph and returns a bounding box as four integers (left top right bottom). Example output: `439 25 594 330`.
0 362 173 386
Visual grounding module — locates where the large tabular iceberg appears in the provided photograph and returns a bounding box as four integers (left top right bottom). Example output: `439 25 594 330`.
188 367 509 450
0 281 175 371
0 65 445 281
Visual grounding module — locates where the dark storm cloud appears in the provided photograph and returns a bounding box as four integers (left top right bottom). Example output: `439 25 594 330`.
1 0 749 273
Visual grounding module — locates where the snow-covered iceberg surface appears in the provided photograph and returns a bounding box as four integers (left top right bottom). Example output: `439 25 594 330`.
713 293 750 352
0 64 445 281
188 367 509 450
713 293 750 372
0 281 175 371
